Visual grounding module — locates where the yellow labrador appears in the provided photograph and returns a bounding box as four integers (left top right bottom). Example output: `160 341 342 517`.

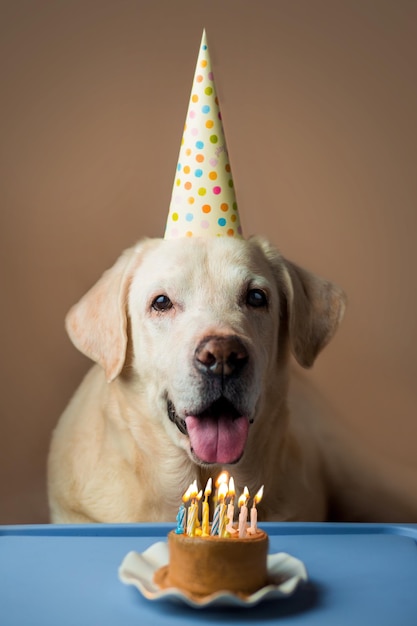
47 236 416 523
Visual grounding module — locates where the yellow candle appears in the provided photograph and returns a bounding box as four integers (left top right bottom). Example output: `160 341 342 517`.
187 502 197 536
186 481 199 536
219 502 227 536
202 478 212 536
196 489 202 528
202 501 210 535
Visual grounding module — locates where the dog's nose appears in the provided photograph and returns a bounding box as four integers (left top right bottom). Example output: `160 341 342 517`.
195 336 248 377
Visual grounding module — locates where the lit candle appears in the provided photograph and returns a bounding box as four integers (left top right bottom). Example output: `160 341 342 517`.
226 476 235 533
211 480 228 536
187 503 197 536
186 481 199 536
195 489 203 534
202 477 212 536
238 486 249 538
175 484 192 534
249 485 264 534
213 471 229 508
211 504 220 536
218 482 229 537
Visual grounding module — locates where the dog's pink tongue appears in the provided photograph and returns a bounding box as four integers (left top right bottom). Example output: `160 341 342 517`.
185 414 249 464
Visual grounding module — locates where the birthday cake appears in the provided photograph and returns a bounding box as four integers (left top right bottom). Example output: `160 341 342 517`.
153 474 268 597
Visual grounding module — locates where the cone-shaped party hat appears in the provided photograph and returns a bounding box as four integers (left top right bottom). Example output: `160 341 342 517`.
164 30 243 239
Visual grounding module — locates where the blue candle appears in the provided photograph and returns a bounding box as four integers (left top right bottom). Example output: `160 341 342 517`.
176 483 193 534
175 503 186 534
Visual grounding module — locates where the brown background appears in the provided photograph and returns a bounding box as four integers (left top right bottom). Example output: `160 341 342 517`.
1 0 416 523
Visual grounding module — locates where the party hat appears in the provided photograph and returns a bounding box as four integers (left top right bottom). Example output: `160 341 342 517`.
164 30 243 239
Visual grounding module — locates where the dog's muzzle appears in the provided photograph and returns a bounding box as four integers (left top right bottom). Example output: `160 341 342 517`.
167 335 252 465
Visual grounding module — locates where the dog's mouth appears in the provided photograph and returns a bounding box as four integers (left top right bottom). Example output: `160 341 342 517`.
168 397 250 465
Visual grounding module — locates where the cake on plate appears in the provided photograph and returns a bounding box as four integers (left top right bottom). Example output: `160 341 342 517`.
153 475 268 597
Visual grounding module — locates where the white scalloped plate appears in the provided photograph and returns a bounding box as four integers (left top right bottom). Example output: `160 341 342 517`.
118 541 308 608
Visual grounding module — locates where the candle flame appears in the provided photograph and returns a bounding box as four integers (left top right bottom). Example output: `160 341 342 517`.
218 482 228 502
204 477 212 497
182 484 193 503
215 471 229 487
196 490 203 501
238 493 247 508
253 485 264 506
238 486 249 507
189 480 199 500
228 476 235 498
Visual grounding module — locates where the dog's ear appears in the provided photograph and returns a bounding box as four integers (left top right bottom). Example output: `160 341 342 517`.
65 245 142 382
280 259 347 367
253 236 347 368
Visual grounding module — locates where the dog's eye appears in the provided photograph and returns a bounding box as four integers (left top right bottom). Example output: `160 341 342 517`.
246 288 268 308
152 295 173 312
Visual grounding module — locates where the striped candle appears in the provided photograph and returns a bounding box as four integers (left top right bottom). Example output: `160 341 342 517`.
210 504 220 535
175 504 186 534
219 502 227 537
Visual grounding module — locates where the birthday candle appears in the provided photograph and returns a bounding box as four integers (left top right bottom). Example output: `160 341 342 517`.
186 481 199 536
213 471 229 508
175 504 186 534
219 501 227 537
176 484 192 534
249 485 264 534
195 489 203 534
217 482 229 537
211 503 220 535
238 486 249 538
187 503 197 536
202 477 212 536
226 476 235 531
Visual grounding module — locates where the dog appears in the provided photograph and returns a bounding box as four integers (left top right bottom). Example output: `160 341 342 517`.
47 235 417 523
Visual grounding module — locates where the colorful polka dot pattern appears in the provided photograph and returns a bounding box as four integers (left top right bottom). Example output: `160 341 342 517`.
164 30 243 239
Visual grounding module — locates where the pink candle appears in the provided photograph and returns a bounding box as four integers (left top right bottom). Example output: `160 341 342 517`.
226 502 235 532
238 504 248 538
249 485 264 534
250 504 257 533
238 487 249 538
226 476 235 532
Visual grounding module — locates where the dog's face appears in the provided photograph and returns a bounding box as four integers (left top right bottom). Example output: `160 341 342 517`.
127 237 281 465
66 236 346 468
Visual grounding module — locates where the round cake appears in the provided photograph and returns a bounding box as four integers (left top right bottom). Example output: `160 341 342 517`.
154 529 269 596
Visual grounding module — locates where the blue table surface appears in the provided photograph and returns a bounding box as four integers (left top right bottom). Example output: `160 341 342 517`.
1 522 417 626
